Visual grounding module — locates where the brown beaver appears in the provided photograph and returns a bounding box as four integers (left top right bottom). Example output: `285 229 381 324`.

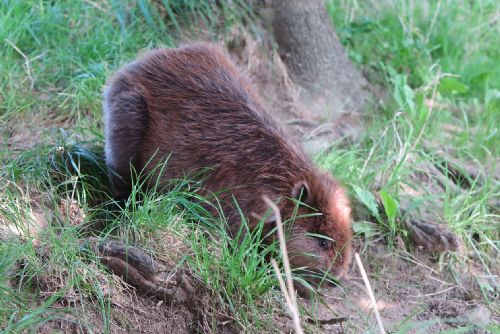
103 43 352 279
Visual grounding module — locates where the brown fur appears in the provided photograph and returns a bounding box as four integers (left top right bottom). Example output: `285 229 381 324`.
103 43 352 278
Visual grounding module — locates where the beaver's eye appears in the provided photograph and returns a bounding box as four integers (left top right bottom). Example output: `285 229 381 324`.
317 237 332 249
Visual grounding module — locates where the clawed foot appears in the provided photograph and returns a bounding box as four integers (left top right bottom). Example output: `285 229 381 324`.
405 219 461 253
83 237 196 303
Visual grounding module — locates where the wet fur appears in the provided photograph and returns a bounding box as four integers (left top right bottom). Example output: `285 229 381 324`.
104 43 352 277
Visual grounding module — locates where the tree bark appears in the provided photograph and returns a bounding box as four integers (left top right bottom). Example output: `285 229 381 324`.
271 0 370 118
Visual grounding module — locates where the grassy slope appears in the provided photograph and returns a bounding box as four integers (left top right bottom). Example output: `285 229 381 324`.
1 0 498 333
324 0 499 283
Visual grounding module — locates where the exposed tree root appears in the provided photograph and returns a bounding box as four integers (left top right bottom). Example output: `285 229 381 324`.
83 237 198 305
404 219 461 252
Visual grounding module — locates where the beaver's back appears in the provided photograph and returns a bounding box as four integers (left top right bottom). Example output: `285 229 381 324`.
104 43 314 218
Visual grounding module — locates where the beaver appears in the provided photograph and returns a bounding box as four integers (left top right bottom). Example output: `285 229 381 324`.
103 43 352 279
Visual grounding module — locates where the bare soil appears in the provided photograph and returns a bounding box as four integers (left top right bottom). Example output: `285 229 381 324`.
35 288 196 334
225 27 366 155
28 237 497 333
312 242 497 333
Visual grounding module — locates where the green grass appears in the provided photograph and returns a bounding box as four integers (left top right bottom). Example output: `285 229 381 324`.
326 1 499 229
0 0 251 124
0 138 282 332
1 0 499 333
322 0 499 309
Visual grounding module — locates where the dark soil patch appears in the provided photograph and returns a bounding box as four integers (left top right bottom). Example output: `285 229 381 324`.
303 242 497 333
35 292 196 334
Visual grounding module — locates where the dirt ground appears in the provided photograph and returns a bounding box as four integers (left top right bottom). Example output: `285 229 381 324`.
31 239 497 333
315 242 496 333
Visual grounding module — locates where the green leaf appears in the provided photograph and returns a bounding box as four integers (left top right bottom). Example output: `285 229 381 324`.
403 84 416 113
353 221 378 238
439 77 469 95
391 72 415 113
379 189 398 221
353 186 380 220
414 92 425 111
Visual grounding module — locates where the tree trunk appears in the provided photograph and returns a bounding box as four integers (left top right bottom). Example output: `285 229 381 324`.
271 0 371 119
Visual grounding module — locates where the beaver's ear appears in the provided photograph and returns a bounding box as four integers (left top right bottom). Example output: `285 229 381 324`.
292 181 309 203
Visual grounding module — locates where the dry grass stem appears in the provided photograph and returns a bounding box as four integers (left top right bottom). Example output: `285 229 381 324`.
263 195 303 334
354 252 385 334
